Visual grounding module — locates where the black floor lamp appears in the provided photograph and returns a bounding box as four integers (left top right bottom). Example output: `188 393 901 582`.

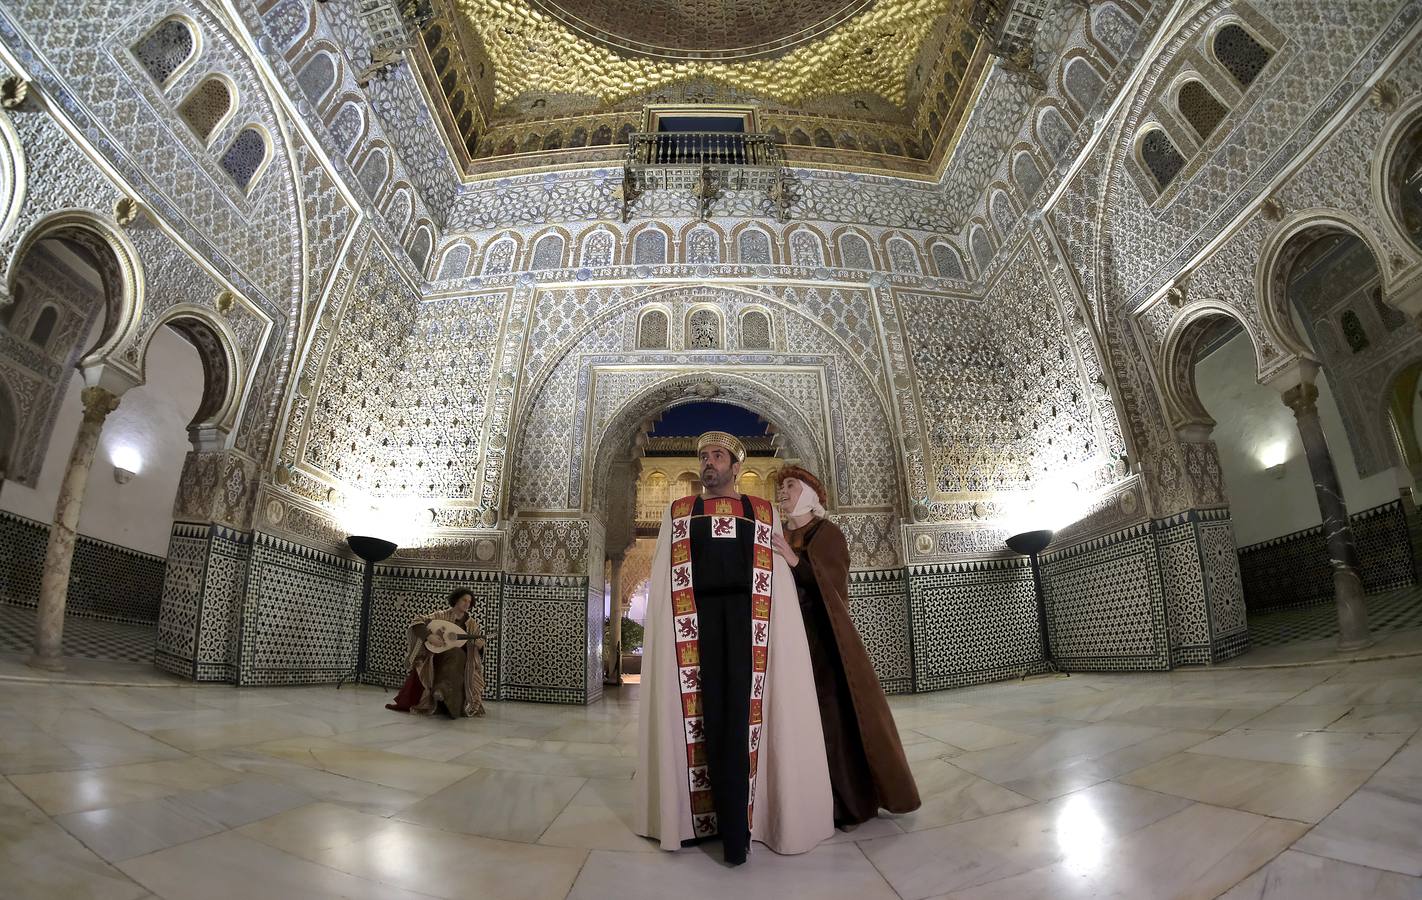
340 535 397 689
1005 528 1066 679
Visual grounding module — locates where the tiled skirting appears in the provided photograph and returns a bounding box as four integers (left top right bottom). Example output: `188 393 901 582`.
152 511 1250 699
1238 499 1416 613
367 564 503 697
0 510 166 625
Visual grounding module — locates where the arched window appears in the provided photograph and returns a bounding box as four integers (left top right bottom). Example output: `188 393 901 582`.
530 234 565 270
297 52 338 105
1091 3 1138 60
637 310 669 349
1063 58 1105 114
641 471 669 518
738 470 762 497
789 229 824 267
838 233 872 269
581 230 615 267
1037 106 1074 163
357 149 390 198
408 226 432 273
687 309 722 349
437 244 471 280
932 243 965 280
633 229 667 265
687 227 720 264
969 225 993 274
1212 24 1272 88
177 77 232 144
133 18 195 86
1341 309 1369 353
1013 150 1044 202
29 306 57 348
432 46 451 72
740 310 772 349
990 191 1017 237
329 103 363 154
737 229 772 264
482 237 515 275
887 237 921 274
219 127 268 192
384 188 413 237
1140 128 1185 190
1178 79 1228 141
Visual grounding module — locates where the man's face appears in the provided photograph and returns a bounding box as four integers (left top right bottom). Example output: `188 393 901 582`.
699 446 739 491
453 594 472 614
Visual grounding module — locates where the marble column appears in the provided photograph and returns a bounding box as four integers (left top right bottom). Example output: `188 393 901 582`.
29 386 121 670
605 553 625 684
1282 382 1371 650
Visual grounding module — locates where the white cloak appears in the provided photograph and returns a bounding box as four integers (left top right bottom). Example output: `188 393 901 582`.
633 498 834 854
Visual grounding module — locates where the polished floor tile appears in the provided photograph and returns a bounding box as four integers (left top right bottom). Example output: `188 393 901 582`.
3 645 1422 898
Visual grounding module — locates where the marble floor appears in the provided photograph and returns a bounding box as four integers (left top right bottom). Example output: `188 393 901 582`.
3 660 1421 899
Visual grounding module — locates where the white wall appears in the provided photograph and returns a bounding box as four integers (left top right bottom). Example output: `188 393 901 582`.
1 325 204 556
1196 332 1400 547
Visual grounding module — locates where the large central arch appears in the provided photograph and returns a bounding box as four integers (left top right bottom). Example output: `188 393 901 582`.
587 370 829 519
506 281 904 519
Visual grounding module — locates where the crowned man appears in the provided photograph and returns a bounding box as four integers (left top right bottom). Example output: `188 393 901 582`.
634 431 833 865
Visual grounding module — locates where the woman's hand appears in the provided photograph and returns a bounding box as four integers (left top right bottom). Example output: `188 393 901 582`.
770 531 799 568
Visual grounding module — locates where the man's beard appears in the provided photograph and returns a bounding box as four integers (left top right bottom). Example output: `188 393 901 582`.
702 467 725 488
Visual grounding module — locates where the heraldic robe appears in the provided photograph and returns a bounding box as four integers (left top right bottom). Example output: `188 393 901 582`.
634 494 833 857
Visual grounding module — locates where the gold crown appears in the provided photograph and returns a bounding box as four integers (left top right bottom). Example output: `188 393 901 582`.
696 431 745 462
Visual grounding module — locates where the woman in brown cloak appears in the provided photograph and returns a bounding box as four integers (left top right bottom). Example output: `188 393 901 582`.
769 466 920 827
385 587 487 718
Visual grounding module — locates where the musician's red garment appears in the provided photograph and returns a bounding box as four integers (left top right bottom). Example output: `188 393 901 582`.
385 671 424 711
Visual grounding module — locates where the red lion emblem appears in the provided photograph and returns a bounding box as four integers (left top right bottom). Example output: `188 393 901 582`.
691 769 712 788
673 567 691 588
752 674 764 698
688 719 705 741
754 621 768 644
713 517 735 536
754 571 771 593
681 668 702 691
756 524 770 543
673 520 688 539
695 815 717 834
677 618 698 639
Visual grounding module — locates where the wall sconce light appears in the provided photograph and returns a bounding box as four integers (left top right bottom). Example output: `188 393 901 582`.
110 446 142 485
1265 462 1287 480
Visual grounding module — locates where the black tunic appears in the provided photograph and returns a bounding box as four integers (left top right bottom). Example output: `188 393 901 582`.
687 494 756 863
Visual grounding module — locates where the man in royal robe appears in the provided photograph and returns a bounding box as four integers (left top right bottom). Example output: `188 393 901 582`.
770 466 920 828
634 431 833 865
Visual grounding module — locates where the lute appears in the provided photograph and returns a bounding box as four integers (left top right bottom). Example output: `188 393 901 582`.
422 618 486 654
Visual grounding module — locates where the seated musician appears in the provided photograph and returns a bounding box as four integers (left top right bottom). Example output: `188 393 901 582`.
385 587 487 717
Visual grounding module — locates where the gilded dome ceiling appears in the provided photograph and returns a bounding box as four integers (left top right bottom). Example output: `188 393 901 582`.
423 0 987 176
524 0 874 61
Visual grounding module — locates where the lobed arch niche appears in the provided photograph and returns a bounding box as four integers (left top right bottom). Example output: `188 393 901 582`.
586 374 829 524
138 307 243 450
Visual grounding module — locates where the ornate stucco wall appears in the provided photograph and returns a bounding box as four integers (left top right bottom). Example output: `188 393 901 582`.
1 0 1419 697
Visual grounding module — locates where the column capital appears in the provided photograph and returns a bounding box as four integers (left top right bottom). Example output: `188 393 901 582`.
1262 355 1320 396
79 386 121 423
1281 381 1320 418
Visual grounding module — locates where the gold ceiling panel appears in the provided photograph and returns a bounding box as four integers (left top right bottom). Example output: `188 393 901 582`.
453 0 969 113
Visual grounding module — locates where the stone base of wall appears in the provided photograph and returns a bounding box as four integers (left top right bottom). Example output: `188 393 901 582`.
0 510 166 625
1238 499 1415 613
